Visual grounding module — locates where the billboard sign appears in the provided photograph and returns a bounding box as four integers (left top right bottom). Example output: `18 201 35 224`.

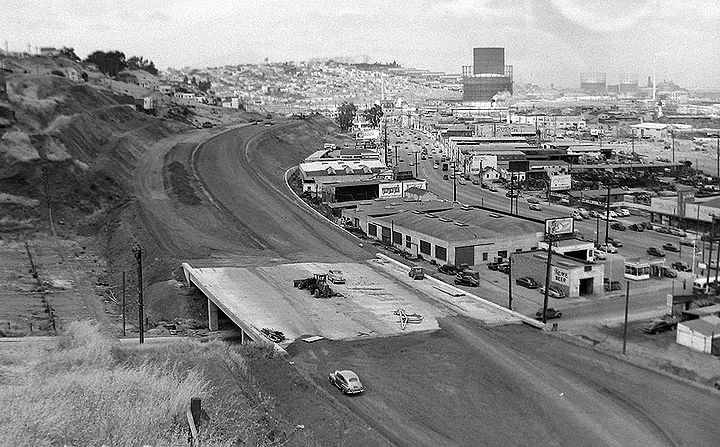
508 160 530 172
379 182 402 198
356 129 380 140
552 266 569 284
549 174 572 191
402 180 427 193
545 217 574 237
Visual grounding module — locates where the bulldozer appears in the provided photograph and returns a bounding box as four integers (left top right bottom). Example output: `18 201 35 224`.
293 273 334 298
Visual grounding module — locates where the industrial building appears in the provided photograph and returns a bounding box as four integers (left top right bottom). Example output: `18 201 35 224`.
510 250 605 298
342 200 544 266
631 122 668 139
462 47 514 104
580 72 607 95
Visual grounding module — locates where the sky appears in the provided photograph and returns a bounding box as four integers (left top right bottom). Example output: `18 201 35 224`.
3 0 719 88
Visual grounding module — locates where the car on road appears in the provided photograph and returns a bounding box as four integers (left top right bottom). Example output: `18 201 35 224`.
438 263 461 275
488 185 498 192
616 208 631 217
527 197 540 204
640 221 654 230
328 269 346 284
642 320 674 335
408 266 425 280
516 277 540 289
663 269 678 278
443 174 449 180
529 204 542 211
628 223 644 232
606 237 622 247
647 247 666 257
662 243 679 252
672 261 690 272
610 222 626 231
669 228 687 237
539 285 566 299
588 210 601 219
328 370 364 394
506 191 519 198
536 307 562 320
571 211 584 221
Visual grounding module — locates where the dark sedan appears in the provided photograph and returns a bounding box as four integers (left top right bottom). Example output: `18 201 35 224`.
647 247 666 257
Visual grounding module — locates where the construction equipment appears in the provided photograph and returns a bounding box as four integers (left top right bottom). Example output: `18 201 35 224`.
293 273 334 298
261 328 286 343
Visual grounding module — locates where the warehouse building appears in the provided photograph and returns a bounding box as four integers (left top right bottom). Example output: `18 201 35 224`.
343 200 544 266
510 250 605 298
676 315 720 355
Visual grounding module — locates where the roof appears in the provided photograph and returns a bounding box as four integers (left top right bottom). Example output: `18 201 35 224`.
299 159 386 176
372 204 543 242
682 304 720 318
680 318 720 337
631 122 668 130
404 186 428 196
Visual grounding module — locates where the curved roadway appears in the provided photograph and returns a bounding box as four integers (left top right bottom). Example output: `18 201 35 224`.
136 119 720 446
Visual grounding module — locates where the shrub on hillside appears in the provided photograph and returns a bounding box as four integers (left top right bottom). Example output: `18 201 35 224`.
0 321 212 446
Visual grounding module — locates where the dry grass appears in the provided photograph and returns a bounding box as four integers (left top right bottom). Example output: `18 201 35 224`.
0 321 222 447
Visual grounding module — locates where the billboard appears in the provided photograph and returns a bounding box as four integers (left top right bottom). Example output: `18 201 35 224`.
508 160 529 172
356 129 379 140
549 174 572 191
552 266 569 285
402 180 427 193
545 217 574 237
379 182 402 198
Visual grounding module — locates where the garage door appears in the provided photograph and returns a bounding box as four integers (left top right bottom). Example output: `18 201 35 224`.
455 246 475 266
381 226 391 244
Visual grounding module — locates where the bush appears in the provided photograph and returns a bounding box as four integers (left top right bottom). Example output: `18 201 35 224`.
0 321 212 446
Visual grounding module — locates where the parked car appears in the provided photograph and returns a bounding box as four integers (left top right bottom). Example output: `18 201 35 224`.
438 263 460 275
606 237 622 247
598 243 618 254
527 197 540 204
516 277 540 289
328 269 346 284
662 243 679 252
488 185 498 192
443 174 449 180
669 228 687 237
328 370 364 394
594 249 607 260
571 212 584 221
539 286 566 299
455 273 480 287
535 307 562 320
640 221 654 230
472 179 480 185
603 278 622 291
506 191 519 198
628 223 644 232
663 269 678 278
616 208 631 217
680 238 696 247
672 261 690 272
647 247 666 257
642 320 674 335
529 204 542 211
497 263 510 274
408 266 425 280
610 222 627 231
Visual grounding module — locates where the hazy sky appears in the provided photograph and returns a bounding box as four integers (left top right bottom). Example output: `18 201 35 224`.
3 0 719 88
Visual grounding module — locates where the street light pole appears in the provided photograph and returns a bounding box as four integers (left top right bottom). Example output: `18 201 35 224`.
453 162 457 202
605 185 611 246
622 281 630 355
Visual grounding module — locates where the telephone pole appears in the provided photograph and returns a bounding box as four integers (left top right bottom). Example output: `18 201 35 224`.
542 235 554 324
133 245 145 344
605 185 611 246
622 281 630 355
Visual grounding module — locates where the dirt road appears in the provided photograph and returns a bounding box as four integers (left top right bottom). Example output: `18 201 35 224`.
132 117 720 446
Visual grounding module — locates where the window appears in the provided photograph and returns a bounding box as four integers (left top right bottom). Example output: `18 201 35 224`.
368 223 377 237
498 250 508 258
584 266 592 272
405 235 411 249
435 246 447 261
482 252 488 261
420 240 431 255
393 231 402 245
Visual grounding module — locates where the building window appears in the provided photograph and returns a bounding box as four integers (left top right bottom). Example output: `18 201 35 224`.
498 250 508 258
420 240 431 255
405 235 411 249
482 252 488 261
393 231 402 245
368 223 377 237
435 246 447 261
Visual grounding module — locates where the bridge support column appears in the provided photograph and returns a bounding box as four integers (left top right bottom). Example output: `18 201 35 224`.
208 298 219 331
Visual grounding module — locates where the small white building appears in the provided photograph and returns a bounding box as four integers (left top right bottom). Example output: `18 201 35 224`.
676 316 720 354
631 122 668 140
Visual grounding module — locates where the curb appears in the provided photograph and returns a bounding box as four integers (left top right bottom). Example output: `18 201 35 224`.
375 253 546 330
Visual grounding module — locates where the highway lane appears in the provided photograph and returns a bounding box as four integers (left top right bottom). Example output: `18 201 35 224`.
139 121 720 446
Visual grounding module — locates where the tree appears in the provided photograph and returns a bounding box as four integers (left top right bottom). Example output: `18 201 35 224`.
85 50 127 77
337 102 357 132
59 47 80 62
363 104 383 128
197 79 212 92
126 55 158 76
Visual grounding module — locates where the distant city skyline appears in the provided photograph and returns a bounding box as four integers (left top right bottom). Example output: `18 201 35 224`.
2 0 719 88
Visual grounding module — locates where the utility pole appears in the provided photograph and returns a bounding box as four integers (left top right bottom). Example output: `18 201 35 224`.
133 245 144 344
383 117 388 166
453 162 457 202
414 151 418 178
605 185 611 246
622 281 630 355
706 240 714 292
508 256 513 310
122 271 126 337
596 216 600 247
542 235 554 324
671 129 675 164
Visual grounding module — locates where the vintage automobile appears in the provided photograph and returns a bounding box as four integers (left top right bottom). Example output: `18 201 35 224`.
328 370 364 394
